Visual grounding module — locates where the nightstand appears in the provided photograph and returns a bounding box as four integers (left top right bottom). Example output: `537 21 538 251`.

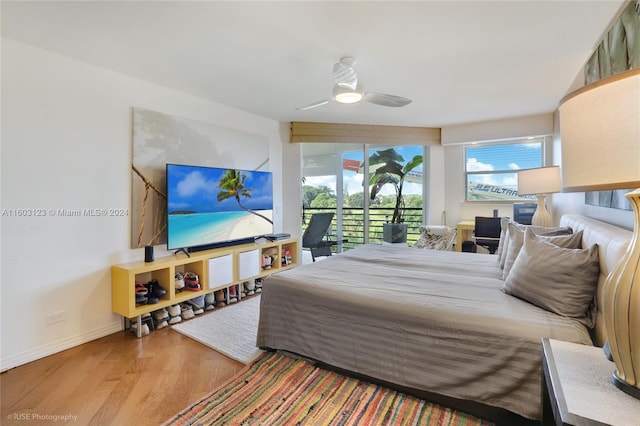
541 338 640 425
455 220 475 252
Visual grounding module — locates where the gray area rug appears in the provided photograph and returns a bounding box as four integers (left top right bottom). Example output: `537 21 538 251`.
171 295 263 364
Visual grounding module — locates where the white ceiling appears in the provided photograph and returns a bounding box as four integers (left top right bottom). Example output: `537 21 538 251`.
1 1 625 128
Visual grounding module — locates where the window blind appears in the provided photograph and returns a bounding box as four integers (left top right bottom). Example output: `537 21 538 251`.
290 122 440 145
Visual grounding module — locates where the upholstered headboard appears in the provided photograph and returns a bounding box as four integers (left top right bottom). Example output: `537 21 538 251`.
559 214 632 347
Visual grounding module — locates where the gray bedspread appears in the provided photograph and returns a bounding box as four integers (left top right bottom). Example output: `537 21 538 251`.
257 244 593 420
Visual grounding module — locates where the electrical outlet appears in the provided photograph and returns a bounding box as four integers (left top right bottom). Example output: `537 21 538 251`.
46 311 66 325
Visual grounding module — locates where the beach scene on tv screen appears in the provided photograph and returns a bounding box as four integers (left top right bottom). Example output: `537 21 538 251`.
167 165 273 249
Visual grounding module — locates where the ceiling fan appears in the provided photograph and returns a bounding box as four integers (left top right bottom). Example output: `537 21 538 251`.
297 57 412 110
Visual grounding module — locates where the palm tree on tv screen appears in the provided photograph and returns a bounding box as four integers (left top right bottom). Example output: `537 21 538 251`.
217 169 273 224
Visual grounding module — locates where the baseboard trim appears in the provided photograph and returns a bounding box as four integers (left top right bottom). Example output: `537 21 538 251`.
0 321 122 372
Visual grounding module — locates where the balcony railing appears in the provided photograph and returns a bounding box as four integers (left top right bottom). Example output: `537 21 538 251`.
302 207 423 251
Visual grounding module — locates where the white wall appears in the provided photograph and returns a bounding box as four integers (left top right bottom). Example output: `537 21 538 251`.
0 38 290 370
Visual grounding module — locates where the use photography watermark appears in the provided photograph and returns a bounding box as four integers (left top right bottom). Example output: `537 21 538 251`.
2 208 129 218
7 412 78 422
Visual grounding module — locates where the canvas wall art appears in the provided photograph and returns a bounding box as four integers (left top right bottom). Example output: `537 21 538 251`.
585 189 633 211
131 107 269 248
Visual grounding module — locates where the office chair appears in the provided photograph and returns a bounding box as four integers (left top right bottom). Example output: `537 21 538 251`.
302 213 343 261
473 216 502 254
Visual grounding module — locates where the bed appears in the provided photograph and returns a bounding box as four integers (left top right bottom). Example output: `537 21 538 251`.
256 214 632 422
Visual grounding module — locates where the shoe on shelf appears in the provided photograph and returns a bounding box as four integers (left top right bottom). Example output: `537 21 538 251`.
228 285 238 303
153 308 169 329
184 272 201 291
214 289 226 307
135 280 148 295
137 324 150 336
180 303 195 320
255 278 263 293
130 320 150 336
146 279 167 297
204 292 216 310
167 304 182 321
243 280 256 296
135 281 148 304
175 273 185 292
187 296 205 314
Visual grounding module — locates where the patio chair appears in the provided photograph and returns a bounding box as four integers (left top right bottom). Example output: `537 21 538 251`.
302 213 343 261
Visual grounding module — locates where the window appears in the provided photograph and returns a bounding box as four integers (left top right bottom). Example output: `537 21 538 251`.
465 138 543 202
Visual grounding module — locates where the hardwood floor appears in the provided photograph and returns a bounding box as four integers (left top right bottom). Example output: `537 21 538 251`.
1 327 243 425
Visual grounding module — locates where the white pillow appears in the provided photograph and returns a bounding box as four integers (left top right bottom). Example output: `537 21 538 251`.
496 217 511 265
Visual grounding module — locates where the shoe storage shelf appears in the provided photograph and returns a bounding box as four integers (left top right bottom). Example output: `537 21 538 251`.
112 238 299 321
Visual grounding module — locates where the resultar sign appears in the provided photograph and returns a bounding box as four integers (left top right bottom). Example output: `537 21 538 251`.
468 182 535 201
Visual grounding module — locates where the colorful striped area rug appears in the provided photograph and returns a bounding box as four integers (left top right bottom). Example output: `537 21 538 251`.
163 351 494 426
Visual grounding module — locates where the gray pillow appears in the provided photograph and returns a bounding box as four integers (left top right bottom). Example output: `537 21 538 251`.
498 220 572 270
503 227 599 326
501 222 577 279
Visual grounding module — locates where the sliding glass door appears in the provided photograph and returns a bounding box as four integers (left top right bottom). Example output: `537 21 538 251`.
302 143 426 251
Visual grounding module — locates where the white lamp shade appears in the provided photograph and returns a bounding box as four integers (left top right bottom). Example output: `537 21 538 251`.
559 69 640 192
517 166 562 196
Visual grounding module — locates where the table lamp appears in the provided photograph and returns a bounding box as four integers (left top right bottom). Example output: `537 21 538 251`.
517 166 561 227
559 68 640 399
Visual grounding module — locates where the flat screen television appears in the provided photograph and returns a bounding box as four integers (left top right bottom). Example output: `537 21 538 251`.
166 163 274 251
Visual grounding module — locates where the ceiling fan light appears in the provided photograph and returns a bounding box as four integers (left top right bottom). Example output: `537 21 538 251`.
335 92 362 103
333 84 363 104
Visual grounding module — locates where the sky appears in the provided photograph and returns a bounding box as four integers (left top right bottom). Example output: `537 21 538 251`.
303 142 543 197
465 142 542 188
167 164 273 212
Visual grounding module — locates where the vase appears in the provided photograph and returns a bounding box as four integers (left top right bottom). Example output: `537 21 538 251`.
603 188 640 398
382 223 408 244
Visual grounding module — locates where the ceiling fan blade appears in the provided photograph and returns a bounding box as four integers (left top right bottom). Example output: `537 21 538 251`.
333 61 358 90
364 92 412 107
296 99 331 111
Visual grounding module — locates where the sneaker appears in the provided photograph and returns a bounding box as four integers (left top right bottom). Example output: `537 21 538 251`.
188 296 205 315
175 273 185 292
181 303 195 320
168 304 181 317
130 321 150 336
184 272 201 291
228 285 238 303
243 280 256 296
214 289 226 307
153 308 169 328
255 278 263 293
205 292 216 310
167 304 182 324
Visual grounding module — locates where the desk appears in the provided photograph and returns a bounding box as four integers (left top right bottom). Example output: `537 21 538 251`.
455 220 475 252
541 338 640 425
